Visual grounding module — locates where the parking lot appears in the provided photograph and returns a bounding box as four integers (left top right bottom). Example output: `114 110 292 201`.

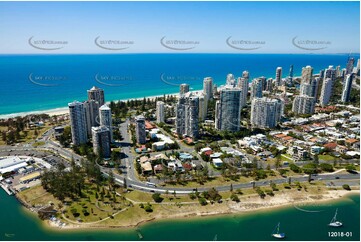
0 148 69 193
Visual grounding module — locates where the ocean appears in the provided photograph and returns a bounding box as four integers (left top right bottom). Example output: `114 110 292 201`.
0 189 359 241
0 53 357 116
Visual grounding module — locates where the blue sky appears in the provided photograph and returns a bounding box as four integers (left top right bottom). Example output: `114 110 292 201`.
0 1 359 54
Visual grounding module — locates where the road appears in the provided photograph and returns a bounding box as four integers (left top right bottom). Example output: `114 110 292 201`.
1 125 359 195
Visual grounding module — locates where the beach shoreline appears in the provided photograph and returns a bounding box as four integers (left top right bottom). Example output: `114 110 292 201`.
38 189 359 231
0 91 186 119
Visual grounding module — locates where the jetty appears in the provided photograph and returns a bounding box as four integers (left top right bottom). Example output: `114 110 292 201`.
0 183 14 195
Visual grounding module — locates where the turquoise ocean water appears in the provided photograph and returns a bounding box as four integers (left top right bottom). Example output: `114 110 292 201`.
0 53 357 115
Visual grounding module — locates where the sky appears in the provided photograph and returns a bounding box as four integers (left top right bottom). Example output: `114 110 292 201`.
0 1 359 54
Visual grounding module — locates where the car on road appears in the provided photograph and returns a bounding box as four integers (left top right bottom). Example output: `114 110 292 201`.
335 176 340 179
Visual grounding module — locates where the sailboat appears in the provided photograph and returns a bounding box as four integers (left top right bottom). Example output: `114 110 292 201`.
328 209 343 227
271 223 285 239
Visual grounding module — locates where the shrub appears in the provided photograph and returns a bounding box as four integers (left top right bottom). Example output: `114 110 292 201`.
144 205 153 212
345 164 356 172
283 183 291 189
189 193 197 200
265 189 274 196
230 193 240 202
255 187 266 199
235 188 243 195
152 193 164 203
319 163 334 172
289 163 302 173
342 184 351 191
198 197 208 206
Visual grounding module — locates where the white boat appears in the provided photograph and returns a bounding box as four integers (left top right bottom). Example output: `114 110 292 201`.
271 222 285 239
329 209 343 227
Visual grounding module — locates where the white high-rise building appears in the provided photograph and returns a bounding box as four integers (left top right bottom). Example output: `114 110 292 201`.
203 77 213 100
237 77 248 108
250 78 263 99
265 78 273 92
300 83 312 96
242 70 250 80
68 101 88 146
275 67 282 86
301 65 313 84
310 78 320 99
341 74 354 103
198 95 207 121
156 101 165 123
292 95 315 114
226 73 236 87
92 126 111 158
87 86 105 106
319 78 333 107
176 92 199 138
99 104 113 142
215 88 242 132
83 100 100 137
324 66 337 83
179 83 190 95
336 65 341 77
346 57 355 75
250 97 283 129
135 115 146 144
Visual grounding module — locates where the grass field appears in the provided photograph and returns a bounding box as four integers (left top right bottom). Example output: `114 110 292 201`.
319 154 336 161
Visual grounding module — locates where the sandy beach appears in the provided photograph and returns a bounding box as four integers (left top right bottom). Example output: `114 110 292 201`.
0 91 185 120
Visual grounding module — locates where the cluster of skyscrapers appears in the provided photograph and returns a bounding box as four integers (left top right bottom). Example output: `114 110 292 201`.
173 56 359 137
292 57 358 116
68 86 113 158
174 67 288 137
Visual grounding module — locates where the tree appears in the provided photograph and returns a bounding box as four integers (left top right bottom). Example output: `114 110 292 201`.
144 204 153 212
189 193 197 200
275 157 282 170
342 184 351 191
319 163 334 172
152 193 164 203
345 164 356 172
207 188 222 202
255 187 266 199
230 193 240 202
289 163 302 173
198 197 207 206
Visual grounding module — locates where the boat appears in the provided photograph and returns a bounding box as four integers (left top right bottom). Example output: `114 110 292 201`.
136 229 143 240
271 223 285 239
5 233 15 238
328 209 343 227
